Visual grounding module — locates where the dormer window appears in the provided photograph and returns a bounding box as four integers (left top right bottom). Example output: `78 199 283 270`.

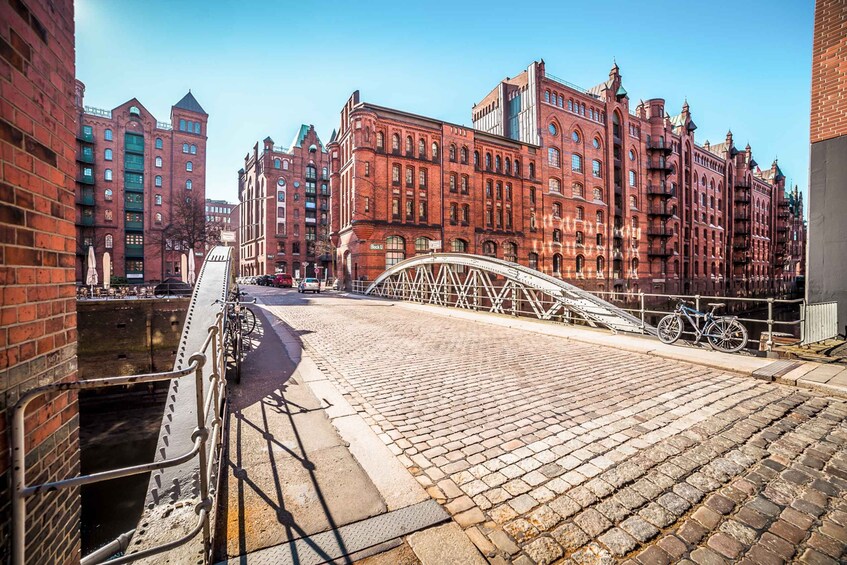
129 106 140 116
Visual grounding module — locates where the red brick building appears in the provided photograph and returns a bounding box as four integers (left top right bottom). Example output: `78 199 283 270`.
238 125 332 279
330 62 804 297
1 0 80 562
74 83 208 283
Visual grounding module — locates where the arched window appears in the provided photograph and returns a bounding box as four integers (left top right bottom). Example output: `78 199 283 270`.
597 256 605 274
461 146 469 164
418 138 426 156
183 143 189 153
451 238 467 252
553 229 562 243
505 157 511 173
592 159 602 178
575 231 584 245
431 142 438 159
405 136 413 154
415 237 431 252
495 155 502 171
630 195 637 209
274 158 280 169
503 242 517 263
392 134 400 152
514 159 521 176
449 173 457 192
572 154 583 172
385 236 405 267
549 178 560 193
631 258 639 275
631 216 639 230
104 188 113 200
460 175 468 194
449 144 456 161
186 161 193 172
185 179 192 190
553 253 563 274
593 187 603 201
572 130 581 143
576 206 584 220
528 162 535 178
548 147 560 168
473 151 480 167
544 91 550 103
104 148 113 161
392 164 400 183
155 175 162 187
104 169 113 181
155 156 162 168
485 153 492 170
190 145 197 155
155 194 162 205
528 252 538 270
155 212 163 224
593 137 601 150
376 131 384 150
572 183 584 198
553 202 562 217
596 210 604 224
105 234 113 248
104 129 113 141
575 255 584 274
482 241 497 257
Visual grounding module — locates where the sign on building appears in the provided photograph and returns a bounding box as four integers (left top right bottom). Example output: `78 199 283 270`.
429 240 442 251
220 230 236 243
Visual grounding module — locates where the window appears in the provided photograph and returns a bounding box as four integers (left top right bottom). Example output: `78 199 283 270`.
449 173 457 192
631 216 639 230
529 162 535 178
365 162 370 176
186 161 193 172
529 252 538 270
572 131 580 143
449 144 456 162
545 91 550 103
553 202 562 217
415 237 431 252
194 122 201 134
183 143 189 153
514 160 521 176
505 183 512 201
406 200 413 220
504 242 517 263
283 160 289 170
462 204 469 223
461 147 468 164
386 236 405 268
155 195 162 205
549 178 560 193
155 175 162 187
482 241 496 257
548 123 558 136
548 147 560 168
596 233 603 246
104 209 113 221
376 132 385 150
629 149 635 161
572 182 584 198
505 158 511 174
576 206 584 220
460 175 468 194
485 153 492 170
392 164 400 183
190 145 197 155
419 201 427 221
486 180 492 197
574 230 582 245
431 142 438 159
405 166 413 186
406 136 413 154
103 128 113 141
596 210 604 224
419 168 427 188
449 202 458 223
418 138 426 157
593 138 600 150
597 256 605 274
179 119 186 131
593 187 603 201
392 134 400 152
392 198 400 219
630 195 637 209
104 169 113 181
153 137 162 150
495 155 502 171
104 148 113 161
629 170 637 187
104 234 113 248
155 212 163 224
155 156 162 168
576 254 584 274
553 253 563 274
592 160 602 178
572 154 583 172
185 179 192 190
452 239 467 252
104 188 113 200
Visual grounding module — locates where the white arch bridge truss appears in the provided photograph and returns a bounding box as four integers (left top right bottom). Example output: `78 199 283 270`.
365 253 655 335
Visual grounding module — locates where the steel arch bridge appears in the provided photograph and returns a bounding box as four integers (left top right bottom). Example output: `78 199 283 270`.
365 253 654 334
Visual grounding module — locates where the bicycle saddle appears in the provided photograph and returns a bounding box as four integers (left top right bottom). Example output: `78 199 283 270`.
707 302 725 308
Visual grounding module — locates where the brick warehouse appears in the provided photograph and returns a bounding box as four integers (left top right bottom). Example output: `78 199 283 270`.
238 125 332 279
0 0 81 562
74 82 208 283
329 61 806 297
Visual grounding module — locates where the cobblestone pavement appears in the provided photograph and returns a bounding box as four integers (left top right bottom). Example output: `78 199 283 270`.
252 288 847 565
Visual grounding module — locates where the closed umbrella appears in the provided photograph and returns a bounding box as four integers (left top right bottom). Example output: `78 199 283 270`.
181 253 188 283
103 252 111 290
187 253 196 285
86 246 98 295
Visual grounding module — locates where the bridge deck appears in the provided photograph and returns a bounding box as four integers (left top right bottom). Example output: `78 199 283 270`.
238 286 847 564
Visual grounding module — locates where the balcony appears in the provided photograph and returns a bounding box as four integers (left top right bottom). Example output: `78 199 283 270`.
647 205 673 217
646 139 673 153
778 200 790 209
735 179 751 189
733 255 751 265
125 139 145 154
778 210 790 220
734 224 751 236
647 246 674 257
647 226 673 237
77 150 95 164
77 129 94 143
77 172 95 185
79 214 94 227
777 225 789 232
78 189 95 206
734 191 750 204
732 242 749 251
646 159 672 171
646 184 675 197
125 200 143 212
125 244 144 258
734 212 751 222
125 219 143 230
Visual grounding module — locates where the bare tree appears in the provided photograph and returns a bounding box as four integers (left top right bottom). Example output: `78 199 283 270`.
147 193 220 279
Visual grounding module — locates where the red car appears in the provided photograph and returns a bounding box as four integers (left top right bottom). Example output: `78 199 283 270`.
272 273 293 288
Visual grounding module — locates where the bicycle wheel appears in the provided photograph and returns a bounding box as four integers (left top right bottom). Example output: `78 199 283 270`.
705 317 748 353
656 314 683 344
239 307 256 335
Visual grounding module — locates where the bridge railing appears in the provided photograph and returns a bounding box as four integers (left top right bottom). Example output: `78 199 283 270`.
351 279 805 352
11 309 228 565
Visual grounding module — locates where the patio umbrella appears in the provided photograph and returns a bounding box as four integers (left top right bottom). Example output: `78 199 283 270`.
86 246 98 294
181 253 188 283
103 252 111 290
187 253 196 285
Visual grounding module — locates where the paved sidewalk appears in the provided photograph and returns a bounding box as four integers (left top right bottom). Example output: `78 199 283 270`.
254 289 847 564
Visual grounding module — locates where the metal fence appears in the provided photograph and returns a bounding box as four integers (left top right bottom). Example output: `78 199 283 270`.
351 277 805 353
11 310 228 565
803 301 839 344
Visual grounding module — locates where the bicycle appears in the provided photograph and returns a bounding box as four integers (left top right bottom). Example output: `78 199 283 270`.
656 299 749 353
214 289 257 384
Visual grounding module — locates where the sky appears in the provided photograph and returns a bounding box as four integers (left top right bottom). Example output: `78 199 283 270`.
75 0 815 204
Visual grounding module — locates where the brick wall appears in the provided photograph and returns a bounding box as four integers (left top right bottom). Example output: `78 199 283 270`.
0 0 80 563
811 0 847 143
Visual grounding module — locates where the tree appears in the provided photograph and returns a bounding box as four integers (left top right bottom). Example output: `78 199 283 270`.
148 193 220 278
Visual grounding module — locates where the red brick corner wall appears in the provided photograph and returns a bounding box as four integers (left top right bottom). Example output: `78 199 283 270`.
811 0 847 143
0 0 80 563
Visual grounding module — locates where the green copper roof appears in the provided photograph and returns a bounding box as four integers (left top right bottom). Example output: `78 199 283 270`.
289 124 325 153
616 85 627 98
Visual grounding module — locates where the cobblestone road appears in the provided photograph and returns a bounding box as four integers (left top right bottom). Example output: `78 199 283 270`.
254 289 847 565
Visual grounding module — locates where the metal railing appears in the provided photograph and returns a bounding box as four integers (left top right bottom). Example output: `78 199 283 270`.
11 309 228 565
351 277 805 353
804 302 838 344
84 106 112 118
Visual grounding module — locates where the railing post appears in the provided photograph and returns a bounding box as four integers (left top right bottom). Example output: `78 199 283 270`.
11 395 30 565
639 292 646 332
800 300 806 344
188 352 211 561
766 298 774 352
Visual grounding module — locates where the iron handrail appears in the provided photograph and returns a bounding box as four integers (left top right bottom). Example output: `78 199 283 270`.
12 310 227 565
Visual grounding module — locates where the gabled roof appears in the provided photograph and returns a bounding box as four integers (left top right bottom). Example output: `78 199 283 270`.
174 91 207 115
704 141 730 156
289 124 325 153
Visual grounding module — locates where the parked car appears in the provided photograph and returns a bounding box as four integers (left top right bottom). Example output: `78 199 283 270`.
272 273 293 288
298 278 321 294
256 275 274 286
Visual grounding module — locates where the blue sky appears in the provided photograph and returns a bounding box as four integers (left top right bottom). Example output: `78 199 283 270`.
75 0 814 203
